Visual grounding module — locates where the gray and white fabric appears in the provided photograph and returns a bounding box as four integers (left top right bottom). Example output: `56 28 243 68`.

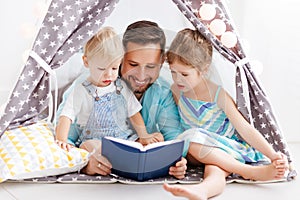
0 0 118 134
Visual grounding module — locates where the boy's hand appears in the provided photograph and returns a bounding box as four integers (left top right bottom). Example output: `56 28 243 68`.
139 132 164 145
139 136 154 146
55 139 73 151
152 132 164 142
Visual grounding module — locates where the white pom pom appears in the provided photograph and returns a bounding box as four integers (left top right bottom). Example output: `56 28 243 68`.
210 19 226 36
198 4 216 20
20 23 35 39
221 31 237 48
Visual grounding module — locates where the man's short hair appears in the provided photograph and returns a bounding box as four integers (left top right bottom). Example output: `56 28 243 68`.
122 20 166 55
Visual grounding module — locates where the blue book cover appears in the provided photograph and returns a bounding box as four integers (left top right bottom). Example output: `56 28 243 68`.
102 137 184 181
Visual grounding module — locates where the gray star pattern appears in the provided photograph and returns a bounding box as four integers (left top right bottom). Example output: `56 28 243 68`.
0 0 119 135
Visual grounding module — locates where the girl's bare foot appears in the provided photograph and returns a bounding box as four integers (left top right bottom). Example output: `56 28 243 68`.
242 163 286 181
163 183 208 200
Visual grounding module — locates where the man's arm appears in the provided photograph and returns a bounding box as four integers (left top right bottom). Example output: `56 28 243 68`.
140 80 184 141
140 79 187 179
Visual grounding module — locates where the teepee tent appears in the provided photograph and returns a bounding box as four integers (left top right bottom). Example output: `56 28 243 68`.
0 0 294 171
0 0 118 134
172 0 292 161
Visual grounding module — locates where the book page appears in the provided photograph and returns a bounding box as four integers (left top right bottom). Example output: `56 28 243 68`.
143 139 182 151
104 137 143 149
104 137 182 151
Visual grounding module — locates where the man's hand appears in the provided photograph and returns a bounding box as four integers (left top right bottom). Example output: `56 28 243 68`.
79 140 112 176
169 157 187 179
81 153 112 176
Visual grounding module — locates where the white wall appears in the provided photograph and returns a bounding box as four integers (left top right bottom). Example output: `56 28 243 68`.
0 0 41 105
0 0 299 142
227 0 300 142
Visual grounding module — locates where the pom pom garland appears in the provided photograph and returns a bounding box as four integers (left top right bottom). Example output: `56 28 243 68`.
209 19 226 36
198 4 216 20
221 31 237 48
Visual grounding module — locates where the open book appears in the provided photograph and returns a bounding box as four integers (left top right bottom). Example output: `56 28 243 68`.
101 137 184 181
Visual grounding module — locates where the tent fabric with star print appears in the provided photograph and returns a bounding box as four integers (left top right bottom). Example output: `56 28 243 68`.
0 0 118 134
0 0 296 177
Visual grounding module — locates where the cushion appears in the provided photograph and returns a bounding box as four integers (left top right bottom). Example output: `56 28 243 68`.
0 121 89 183
2 159 289 184
10 165 204 184
7 175 58 183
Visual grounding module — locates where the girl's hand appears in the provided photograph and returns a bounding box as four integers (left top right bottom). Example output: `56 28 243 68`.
271 152 289 178
55 139 73 151
272 152 289 170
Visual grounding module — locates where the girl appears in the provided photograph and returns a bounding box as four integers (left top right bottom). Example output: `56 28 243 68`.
55 27 163 151
163 28 288 200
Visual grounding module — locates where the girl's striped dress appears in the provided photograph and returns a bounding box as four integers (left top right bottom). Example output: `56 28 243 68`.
178 86 266 163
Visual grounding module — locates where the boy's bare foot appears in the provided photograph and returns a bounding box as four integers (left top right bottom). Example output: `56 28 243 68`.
163 183 208 200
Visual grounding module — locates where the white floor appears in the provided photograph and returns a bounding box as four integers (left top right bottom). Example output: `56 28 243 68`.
1 143 299 200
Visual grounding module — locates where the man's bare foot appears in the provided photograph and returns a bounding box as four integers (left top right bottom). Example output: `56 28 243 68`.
163 183 208 200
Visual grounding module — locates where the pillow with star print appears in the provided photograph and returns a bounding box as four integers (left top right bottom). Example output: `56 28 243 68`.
0 121 89 183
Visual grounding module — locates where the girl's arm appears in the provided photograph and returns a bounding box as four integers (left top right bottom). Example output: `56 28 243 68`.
217 89 279 161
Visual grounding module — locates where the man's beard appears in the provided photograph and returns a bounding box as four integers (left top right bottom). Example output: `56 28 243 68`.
122 77 153 97
132 82 154 96
133 87 148 95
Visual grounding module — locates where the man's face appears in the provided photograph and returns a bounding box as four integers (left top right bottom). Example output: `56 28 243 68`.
121 42 163 99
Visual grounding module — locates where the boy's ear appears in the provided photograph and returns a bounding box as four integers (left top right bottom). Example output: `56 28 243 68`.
82 55 89 67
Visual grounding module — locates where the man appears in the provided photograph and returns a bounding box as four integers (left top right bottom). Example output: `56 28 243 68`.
57 20 186 179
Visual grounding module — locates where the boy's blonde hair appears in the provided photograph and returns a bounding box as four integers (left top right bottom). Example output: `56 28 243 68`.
83 27 123 64
167 28 212 72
